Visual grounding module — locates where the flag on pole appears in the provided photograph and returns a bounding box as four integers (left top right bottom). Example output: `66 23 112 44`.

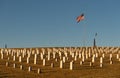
76 13 84 23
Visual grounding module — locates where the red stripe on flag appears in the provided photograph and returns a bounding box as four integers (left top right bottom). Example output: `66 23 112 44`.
76 13 84 23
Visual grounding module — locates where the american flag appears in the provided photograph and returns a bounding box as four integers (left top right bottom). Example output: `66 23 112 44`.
76 13 84 23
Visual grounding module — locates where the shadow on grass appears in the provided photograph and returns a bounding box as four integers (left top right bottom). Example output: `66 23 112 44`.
0 71 15 78
40 68 57 74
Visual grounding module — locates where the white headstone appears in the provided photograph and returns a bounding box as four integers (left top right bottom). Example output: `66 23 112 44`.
34 54 37 64
119 58 120 61
79 53 81 58
70 61 73 70
41 53 43 60
43 59 45 66
92 55 95 63
82 56 85 62
100 57 103 64
19 56 22 62
53 52 56 59
11 51 14 56
110 60 113 64
59 52 61 58
88 49 91 57
74 56 77 61
37 68 41 74
116 54 119 59
82 52 84 61
110 54 112 61
27 57 29 64
95 53 98 58
28 52 31 58
51 63 54 68
90 62 92 66
102 53 105 58
63 57 66 63
60 56 62 60
13 55 15 61
48 51 50 61
22 51 25 58
7 57 10 60
20 65 22 70
28 66 31 72
65 52 67 57
60 60 63 68
6 62 8 67
32 50 35 55
55 58 58 62
72 53 74 58
100 57 103 67
86 53 88 59
6 51 9 56
42 48 45 55
80 61 82 65
13 63 15 68
36 49 39 55
17 51 20 57
1 53 3 59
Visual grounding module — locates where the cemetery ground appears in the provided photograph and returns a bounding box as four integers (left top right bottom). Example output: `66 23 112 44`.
0 62 120 78
0 47 120 78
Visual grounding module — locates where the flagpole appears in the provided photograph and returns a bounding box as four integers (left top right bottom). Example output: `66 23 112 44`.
83 21 87 47
82 14 86 47
83 21 85 47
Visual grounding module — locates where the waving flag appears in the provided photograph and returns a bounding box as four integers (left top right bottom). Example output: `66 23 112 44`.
76 13 84 23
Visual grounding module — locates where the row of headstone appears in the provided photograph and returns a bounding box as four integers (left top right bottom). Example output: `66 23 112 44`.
0 47 120 70
5 61 42 74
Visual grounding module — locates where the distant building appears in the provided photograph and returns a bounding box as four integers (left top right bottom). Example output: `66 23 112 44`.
93 38 96 47
5 44 7 48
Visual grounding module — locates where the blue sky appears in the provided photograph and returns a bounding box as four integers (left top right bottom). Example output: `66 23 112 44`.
0 0 120 48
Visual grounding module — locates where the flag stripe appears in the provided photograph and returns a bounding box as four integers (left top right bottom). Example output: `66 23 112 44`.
76 13 84 23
